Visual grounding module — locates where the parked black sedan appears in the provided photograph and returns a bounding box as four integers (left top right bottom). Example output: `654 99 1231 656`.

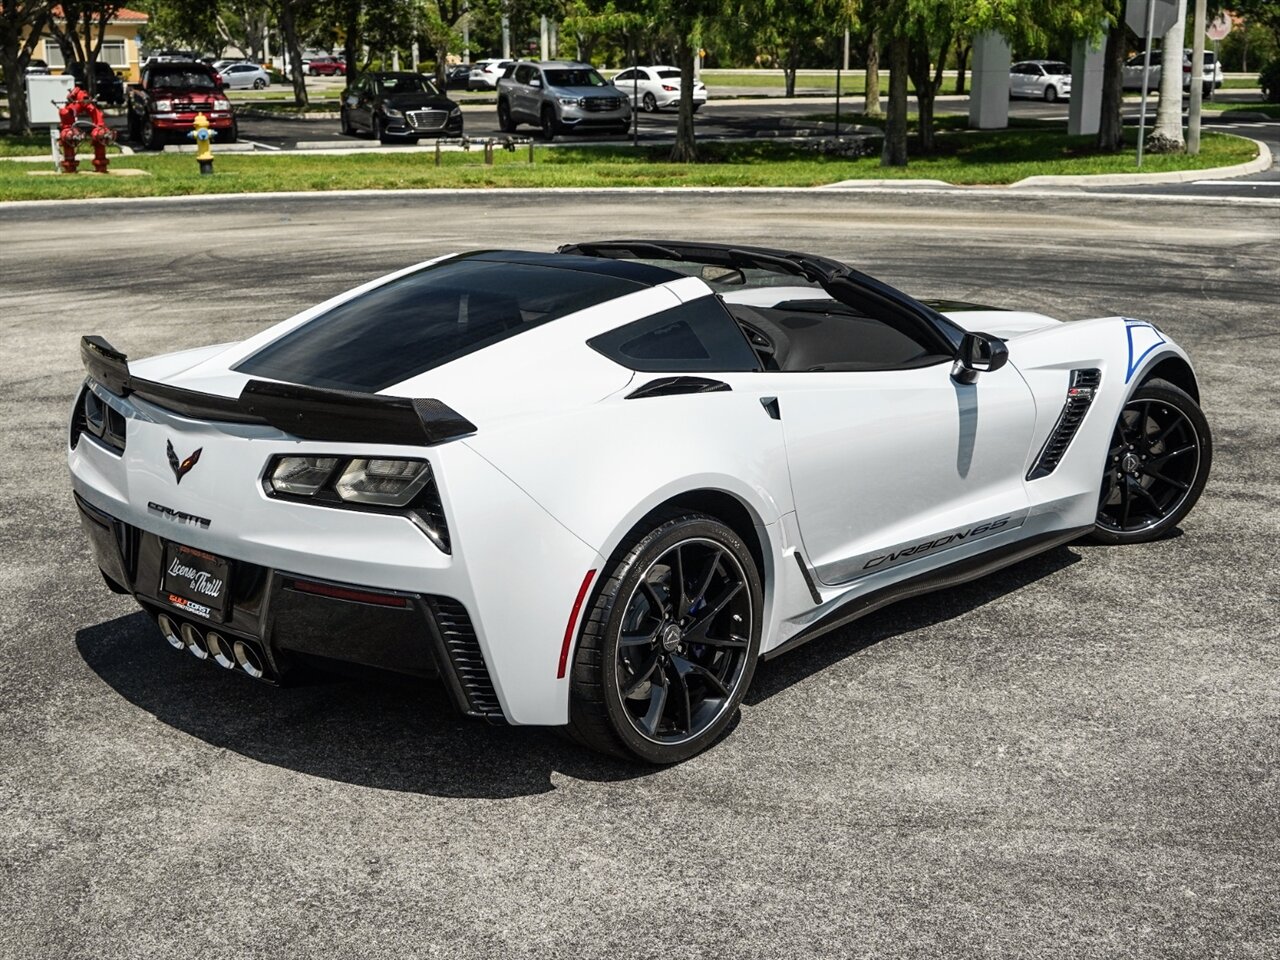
340 72 463 143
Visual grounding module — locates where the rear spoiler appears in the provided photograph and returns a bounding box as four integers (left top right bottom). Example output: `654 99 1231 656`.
80 335 476 446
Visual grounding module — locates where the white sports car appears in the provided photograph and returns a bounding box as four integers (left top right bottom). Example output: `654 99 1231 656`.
69 241 1212 763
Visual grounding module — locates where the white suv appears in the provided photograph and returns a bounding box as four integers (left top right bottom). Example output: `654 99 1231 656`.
1123 49 1224 96
468 59 513 91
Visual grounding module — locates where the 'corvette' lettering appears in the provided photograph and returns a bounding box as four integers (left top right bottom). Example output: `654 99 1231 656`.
863 518 1011 570
148 501 211 529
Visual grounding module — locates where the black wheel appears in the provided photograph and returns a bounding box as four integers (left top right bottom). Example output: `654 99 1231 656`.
340 108 353 136
141 120 163 150
497 98 516 132
220 119 238 144
374 115 389 144
1091 379 1211 545
126 111 139 143
568 512 762 764
1044 85 1059 103
540 105 558 141
253 77 266 90
642 92 658 113
308 67 319 77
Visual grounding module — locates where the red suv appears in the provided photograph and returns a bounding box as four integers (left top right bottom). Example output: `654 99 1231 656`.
308 57 347 77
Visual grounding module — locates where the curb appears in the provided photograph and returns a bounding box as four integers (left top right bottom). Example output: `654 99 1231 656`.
1009 138 1272 187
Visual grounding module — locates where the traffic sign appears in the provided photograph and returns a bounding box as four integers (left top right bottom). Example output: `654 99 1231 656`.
1125 0 1179 39
1207 14 1232 42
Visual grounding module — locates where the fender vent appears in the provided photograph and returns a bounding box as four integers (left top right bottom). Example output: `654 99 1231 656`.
1027 368 1101 481
429 597 502 720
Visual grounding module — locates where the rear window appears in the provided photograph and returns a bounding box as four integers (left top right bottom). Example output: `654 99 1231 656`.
657 69 682 80
1042 63 1069 75
589 296 760 373
236 257 642 392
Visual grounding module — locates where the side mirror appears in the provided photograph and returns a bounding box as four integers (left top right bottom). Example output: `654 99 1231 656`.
951 331 1009 385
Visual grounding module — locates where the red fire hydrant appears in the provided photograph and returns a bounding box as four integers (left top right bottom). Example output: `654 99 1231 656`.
57 86 115 174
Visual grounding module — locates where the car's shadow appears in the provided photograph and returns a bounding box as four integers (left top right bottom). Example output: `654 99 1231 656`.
77 545 1081 798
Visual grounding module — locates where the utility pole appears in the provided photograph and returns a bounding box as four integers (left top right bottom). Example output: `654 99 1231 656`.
1187 0 1208 154
540 15 549 61
501 1 510 60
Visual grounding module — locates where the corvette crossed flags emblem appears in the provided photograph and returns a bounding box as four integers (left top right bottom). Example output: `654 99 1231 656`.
166 440 202 484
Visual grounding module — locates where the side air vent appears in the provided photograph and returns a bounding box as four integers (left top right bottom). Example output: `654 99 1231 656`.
429 597 502 720
1027 368 1102 480
412 472 451 554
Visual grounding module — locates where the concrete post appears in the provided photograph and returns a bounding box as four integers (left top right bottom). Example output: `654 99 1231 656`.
411 42 419 72
540 16 549 61
1068 32 1106 135
392 50 400 72
967 31 1011 130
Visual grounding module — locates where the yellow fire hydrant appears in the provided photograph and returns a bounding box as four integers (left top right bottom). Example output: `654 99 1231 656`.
187 113 217 175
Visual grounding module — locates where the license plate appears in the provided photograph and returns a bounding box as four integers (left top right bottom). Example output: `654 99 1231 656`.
162 542 231 620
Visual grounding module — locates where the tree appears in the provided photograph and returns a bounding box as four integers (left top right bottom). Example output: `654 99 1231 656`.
1097 13 1127 151
47 0 124 98
0 0 51 134
1147 0 1188 152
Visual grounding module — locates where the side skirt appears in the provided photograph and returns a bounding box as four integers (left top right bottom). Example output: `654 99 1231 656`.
762 525 1091 661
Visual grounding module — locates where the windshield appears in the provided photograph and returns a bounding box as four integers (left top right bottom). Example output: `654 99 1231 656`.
545 69 607 88
151 69 216 89
376 74 438 95
235 257 643 392
1041 63 1070 75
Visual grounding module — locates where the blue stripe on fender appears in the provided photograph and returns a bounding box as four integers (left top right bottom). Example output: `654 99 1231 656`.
1125 320 1167 384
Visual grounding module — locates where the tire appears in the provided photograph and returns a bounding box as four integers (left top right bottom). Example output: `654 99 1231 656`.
497 98 516 132
141 120 163 150
340 108 353 136
308 68 319 77
374 115 389 145
220 119 238 144
1090 379 1212 545
126 111 139 143
253 77 266 90
540 105 558 142
642 92 657 113
1044 85 1058 103
567 511 763 764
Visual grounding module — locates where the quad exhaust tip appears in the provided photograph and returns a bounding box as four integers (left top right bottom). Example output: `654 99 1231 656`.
233 639 265 679
180 622 209 660
157 613 183 651
154 613 271 681
206 631 237 670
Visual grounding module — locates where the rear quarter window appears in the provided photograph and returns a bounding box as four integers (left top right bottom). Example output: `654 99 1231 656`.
589 296 760 373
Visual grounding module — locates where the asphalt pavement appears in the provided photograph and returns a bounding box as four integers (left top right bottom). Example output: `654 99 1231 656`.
1 190 1278 958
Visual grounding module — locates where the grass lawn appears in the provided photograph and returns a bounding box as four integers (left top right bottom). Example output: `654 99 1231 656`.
0 130 1256 201
1217 102 1280 117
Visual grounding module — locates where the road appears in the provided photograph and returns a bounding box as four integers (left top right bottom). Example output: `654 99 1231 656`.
1 191 1278 958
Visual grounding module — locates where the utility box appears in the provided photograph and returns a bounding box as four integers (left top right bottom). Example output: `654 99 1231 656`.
26 73 76 126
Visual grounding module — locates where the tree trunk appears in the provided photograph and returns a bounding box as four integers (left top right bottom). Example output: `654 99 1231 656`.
280 2 309 107
0 7 50 134
907 31 948 155
955 41 971 95
1096 20 1126 152
881 34 908 167
341 2 360 92
1148 0 1188 152
783 44 798 97
864 28 881 115
669 31 698 163
435 41 449 90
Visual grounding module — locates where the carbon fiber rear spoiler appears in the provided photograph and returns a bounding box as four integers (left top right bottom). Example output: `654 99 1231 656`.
80 335 476 446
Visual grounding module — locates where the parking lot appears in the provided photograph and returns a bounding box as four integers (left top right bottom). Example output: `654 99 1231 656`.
1 188 1276 957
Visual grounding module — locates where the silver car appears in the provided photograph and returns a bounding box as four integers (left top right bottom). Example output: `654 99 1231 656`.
1009 60 1071 102
219 62 270 90
497 61 631 140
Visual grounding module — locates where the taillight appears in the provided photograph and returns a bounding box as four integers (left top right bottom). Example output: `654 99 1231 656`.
662 84 677 91
72 383 126 453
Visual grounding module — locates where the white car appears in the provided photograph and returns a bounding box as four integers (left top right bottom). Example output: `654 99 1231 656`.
219 62 270 90
467 58 513 90
1009 60 1071 102
69 241 1212 763
1123 49 1225 95
612 64 708 112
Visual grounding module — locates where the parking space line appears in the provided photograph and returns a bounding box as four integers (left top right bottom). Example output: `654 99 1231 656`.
241 139 281 151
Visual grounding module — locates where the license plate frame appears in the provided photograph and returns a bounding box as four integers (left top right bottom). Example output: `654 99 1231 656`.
161 541 231 621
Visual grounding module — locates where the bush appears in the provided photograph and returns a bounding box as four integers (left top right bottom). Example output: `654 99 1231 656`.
1260 59 1280 101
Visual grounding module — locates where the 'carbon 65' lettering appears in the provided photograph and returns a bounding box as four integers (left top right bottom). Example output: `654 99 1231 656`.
863 518 1011 570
